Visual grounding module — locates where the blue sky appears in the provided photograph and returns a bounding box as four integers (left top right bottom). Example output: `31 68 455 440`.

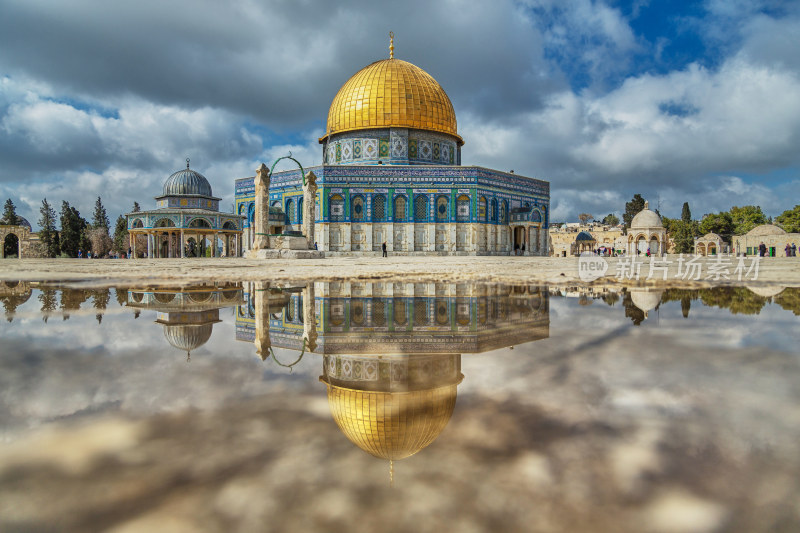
0 0 798 226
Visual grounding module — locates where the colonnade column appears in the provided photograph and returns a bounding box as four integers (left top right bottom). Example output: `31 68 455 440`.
302 282 317 352
180 230 185 258
146 233 152 258
254 163 271 250
254 281 271 361
302 171 318 249
520 227 526 255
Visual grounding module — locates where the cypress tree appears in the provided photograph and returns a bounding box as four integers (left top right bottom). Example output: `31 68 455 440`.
2 198 20 226
59 202 88 257
681 202 692 223
92 196 110 230
112 215 128 253
38 198 60 257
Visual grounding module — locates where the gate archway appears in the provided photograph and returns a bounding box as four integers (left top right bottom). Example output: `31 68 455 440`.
3 233 19 258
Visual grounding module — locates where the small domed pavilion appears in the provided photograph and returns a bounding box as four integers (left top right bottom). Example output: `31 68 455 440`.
572 230 596 255
627 200 666 255
127 160 244 258
695 232 725 256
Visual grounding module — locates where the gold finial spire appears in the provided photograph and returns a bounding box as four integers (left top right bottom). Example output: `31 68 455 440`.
186 157 190 169
389 31 394 59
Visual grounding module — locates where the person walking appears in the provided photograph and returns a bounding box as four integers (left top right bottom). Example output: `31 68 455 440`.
382 241 387 258
786 243 792 257
759 242 767 257
792 243 797 257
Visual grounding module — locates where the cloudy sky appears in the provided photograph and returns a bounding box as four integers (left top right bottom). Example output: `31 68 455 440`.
1 0 798 227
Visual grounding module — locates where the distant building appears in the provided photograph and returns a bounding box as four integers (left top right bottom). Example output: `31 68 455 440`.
549 223 624 256
1 216 44 259
733 224 800 257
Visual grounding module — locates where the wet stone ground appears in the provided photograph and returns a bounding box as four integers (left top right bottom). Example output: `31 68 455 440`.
0 282 799 532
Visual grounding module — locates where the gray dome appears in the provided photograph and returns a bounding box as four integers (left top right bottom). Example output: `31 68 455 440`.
163 323 213 352
17 216 31 230
575 231 595 242
163 165 213 197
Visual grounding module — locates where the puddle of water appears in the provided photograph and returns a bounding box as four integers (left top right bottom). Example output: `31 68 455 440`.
1 281 799 532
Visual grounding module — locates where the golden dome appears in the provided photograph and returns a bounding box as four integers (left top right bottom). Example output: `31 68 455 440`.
321 58 462 145
324 383 458 460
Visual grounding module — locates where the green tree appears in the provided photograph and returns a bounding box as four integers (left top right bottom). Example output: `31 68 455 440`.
38 288 59 323
578 213 593 224
730 205 768 235
112 215 128 253
699 212 734 240
672 222 696 254
775 205 800 233
623 194 646 234
661 216 679 235
38 198 60 258
1 198 20 226
681 202 692 223
132 201 141 212
602 213 619 226
92 196 110 230
60 202 88 257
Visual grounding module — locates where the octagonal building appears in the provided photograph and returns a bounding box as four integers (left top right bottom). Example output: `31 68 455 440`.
236 39 550 255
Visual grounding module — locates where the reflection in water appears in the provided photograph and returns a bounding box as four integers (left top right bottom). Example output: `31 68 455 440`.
126 285 244 360
237 282 550 466
322 352 462 481
553 286 800 324
1 281 800 531
0 281 31 321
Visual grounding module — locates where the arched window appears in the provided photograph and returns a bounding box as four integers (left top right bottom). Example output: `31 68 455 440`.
330 194 344 222
189 218 211 228
436 195 448 221
414 195 428 222
372 195 386 222
285 199 295 224
393 299 408 326
414 299 429 326
371 298 386 326
328 299 345 327
500 200 508 224
478 196 487 222
298 198 304 224
394 196 407 222
435 299 449 325
456 195 470 222
351 195 365 221
350 300 365 326
248 204 255 228
491 199 498 223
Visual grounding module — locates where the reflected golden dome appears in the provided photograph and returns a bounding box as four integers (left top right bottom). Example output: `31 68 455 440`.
324 383 458 460
321 58 462 145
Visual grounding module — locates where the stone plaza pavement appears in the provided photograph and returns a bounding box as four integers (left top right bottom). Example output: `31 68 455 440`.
0 255 798 288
